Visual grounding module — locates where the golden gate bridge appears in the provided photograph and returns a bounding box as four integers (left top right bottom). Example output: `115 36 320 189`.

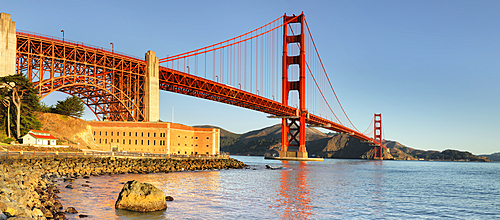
8 12 386 159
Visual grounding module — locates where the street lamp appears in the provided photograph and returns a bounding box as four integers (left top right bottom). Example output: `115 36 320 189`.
110 42 114 53
60 30 64 42
186 66 190 74
215 75 218 82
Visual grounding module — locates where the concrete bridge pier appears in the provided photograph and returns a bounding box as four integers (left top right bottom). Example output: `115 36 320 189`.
145 50 159 122
0 12 16 77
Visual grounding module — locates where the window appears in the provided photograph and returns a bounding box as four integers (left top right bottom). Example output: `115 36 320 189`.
111 139 113 143
105 139 107 144
178 143 180 146
135 140 138 145
206 145 209 147
153 133 156 137
135 132 137 137
154 140 156 145
185 144 187 146
178 135 180 138
195 137 198 139
129 140 131 145
105 131 107 136
129 132 132 136
185 136 187 138
206 137 209 140
196 144 198 147
147 140 150 145
99 139 101 144
111 132 113 136
123 132 125 136
141 132 143 137
123 139 125 144
93 131 95 135
206 152 209 155
148 133 150 137
117 132 119 137
100 131 101 136
141 140 144 145
191 136 193 139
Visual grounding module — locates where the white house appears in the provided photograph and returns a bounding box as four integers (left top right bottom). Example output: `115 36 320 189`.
22 130 57 146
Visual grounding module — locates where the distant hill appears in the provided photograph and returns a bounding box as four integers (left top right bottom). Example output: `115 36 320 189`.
204 124 489 161
478 152 500 161
383 140 490 162
212 124 392 159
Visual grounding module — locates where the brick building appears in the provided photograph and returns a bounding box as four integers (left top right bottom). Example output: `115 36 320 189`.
89 121 220 155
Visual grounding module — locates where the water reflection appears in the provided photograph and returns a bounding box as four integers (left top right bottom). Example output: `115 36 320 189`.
274 161 312 219
370 160 386 218
56 171 221 219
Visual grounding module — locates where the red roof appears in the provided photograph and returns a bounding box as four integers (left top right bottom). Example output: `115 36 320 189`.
29 132 57 140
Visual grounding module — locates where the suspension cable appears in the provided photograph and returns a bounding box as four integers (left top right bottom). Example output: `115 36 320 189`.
304 19 360 132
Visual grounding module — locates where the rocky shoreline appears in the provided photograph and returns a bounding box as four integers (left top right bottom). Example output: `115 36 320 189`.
0 155 246 219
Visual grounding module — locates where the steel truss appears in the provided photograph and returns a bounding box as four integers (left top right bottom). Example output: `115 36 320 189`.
16 31 147 121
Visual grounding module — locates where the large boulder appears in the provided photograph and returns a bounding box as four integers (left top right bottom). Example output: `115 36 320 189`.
115 180 167 212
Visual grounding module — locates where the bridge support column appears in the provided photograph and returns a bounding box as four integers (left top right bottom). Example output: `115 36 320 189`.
280 13 308 159
145 50 159 122
373 113 383 160
0 13 16 77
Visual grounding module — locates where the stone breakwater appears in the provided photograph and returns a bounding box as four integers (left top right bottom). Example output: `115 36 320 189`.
0 156 246 219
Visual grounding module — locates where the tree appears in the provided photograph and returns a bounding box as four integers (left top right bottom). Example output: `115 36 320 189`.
53 96 85 118
0 75 41 139
0 96 11 137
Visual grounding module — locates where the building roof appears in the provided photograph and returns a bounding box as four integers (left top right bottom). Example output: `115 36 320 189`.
27 130 57 140
29 133 57 140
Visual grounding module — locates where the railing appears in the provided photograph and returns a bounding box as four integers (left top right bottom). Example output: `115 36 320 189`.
0 150 230 159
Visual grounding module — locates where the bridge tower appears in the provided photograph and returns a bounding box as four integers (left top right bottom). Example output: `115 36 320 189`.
280 13 308 159
0 13 16 77
373 113 383 159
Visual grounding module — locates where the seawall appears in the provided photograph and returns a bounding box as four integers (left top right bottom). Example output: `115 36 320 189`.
0 156 246 219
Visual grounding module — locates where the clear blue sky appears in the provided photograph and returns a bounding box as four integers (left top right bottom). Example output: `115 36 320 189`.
3 0 499 154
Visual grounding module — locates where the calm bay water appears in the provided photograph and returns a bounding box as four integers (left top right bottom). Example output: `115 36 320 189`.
56 156 500 219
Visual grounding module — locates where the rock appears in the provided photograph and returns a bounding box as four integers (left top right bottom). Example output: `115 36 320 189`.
115 180 167 212
32 208 44 218
0 211 6 220
65 207 78 214
63 178 74 183
65 184 74 189
41 207 53 218
165 196 174 201
82 184 90 187
54 211 66 219
79 214 89 218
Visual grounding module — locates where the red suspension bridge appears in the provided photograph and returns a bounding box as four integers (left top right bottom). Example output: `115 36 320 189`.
6 12 387 159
